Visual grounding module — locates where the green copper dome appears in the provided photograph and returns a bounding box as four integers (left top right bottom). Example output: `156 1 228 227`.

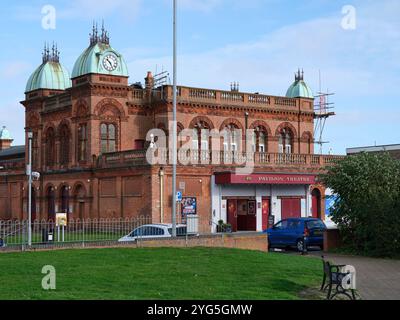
286 70 314 99
72 41 129 79
0 126 12 140
25 45 71 93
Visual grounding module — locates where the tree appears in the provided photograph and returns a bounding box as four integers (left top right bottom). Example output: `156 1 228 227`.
320 152 400 257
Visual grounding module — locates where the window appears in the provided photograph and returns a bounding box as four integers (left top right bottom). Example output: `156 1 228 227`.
46 128 56 166
224 125 239 152
78 124 87 161
285 133 292 154
307 137 312 154
32 132 39 168
101 123 117 153
259 132 266 152
59 125 70 165
130 227 143 237
168 227 187 236
307 220 325 229
273 220 288 229
142 226 164 236
192 122 210 151
252 127 267 153
278 129 293 154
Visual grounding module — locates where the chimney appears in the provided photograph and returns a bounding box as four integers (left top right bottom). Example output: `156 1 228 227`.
144 71 154 102
145 72 154 90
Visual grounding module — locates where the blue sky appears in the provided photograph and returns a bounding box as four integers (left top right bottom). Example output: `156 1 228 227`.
1 0 399 154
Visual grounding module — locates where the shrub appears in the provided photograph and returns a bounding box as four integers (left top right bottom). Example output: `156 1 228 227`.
320 152 400 257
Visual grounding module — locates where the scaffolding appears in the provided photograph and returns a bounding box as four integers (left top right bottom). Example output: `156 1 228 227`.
314 72 335 155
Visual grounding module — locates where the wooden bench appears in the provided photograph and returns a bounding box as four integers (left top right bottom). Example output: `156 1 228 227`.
321 255 357 300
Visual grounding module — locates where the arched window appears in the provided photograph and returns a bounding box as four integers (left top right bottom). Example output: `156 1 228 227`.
101 123 117 153
59 124 70 165
60 185 70 215
252 126 268 153
32 132 39 168
192 121 210 151
307 137 312 154
45 128 56 166
223 124 240 152
278 128 293 154
78 124 87 161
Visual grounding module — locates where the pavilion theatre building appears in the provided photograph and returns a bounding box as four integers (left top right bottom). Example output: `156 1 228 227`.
0 26 344 233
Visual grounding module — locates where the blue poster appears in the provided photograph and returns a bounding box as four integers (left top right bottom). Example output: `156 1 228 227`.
325 195 337 217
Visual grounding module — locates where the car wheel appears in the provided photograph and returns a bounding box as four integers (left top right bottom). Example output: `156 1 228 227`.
267 237 272 251
296 239 305 252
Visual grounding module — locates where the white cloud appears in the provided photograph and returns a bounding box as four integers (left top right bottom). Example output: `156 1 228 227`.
125 0 400 97
123 0 400 154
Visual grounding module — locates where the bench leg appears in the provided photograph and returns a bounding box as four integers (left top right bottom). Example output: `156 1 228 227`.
326 284 333 300
320 274 326 291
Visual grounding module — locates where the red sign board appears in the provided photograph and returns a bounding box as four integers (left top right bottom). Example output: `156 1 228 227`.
215 173 316 185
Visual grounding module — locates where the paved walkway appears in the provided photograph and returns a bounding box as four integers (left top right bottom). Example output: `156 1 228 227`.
313 252 400 300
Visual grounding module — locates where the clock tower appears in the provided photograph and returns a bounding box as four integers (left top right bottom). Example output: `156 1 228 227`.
70 23 130 162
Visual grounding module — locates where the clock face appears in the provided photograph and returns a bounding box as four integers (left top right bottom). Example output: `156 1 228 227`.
102 54 118 72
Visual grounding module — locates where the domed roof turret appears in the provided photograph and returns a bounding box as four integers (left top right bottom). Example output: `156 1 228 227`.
0 126 12 140
286 69 314 99
72 23 129 79
25 44 72 93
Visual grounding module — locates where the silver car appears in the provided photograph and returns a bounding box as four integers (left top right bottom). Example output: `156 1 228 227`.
118 223 187 242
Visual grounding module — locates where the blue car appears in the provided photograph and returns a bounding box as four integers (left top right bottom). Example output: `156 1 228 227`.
264 218 327 251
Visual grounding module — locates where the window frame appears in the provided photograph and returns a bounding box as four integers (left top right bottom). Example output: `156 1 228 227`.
100 123 118 153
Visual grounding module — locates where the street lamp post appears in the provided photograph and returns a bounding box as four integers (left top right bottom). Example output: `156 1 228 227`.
27 131 33 247
171 0 178 237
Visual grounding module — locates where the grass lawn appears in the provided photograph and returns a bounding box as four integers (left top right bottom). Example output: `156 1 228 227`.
0 247 322 300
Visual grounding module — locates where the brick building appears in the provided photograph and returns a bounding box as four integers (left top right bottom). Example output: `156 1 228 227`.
0 26 344 232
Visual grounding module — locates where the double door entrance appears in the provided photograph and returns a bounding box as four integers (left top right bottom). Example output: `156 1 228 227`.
227 199 256 232
226 198 271 232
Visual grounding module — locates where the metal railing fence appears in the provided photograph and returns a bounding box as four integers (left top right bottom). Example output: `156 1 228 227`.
0 215 215 250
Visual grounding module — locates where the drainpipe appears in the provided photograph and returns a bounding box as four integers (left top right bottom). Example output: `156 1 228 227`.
244 112 249 152
159 167 164 223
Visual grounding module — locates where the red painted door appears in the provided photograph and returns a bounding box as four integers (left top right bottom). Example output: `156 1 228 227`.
262 198 270 230
312 195 318 218
311 189 321 218
281 198 301 219
227 199 238 232
247 214 257 231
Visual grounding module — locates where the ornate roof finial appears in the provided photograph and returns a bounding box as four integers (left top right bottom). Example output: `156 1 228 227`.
42 41 61 63
89 21 110 45
42 42 47 63
295 68 304 82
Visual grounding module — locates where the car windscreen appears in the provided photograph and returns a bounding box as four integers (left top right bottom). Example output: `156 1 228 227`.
306 220 325 229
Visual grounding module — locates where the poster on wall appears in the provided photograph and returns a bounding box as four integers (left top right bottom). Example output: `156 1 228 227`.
325 195 337 217
248 200 256 215
181 197 197 216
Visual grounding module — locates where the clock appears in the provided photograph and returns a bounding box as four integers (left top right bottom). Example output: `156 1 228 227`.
102 54 118 71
